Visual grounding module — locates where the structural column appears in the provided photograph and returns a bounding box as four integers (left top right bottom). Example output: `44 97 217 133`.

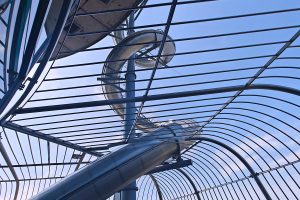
121 11 137 200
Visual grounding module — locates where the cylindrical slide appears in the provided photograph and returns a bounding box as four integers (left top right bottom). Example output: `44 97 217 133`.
102 30 176 131
31 122 198 200
32 13 199 199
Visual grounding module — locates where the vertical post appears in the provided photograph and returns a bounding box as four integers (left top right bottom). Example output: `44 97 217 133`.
121 12 137 200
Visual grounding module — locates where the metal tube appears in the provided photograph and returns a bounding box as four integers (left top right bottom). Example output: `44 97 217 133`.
31 122 197 200
121 12 137 200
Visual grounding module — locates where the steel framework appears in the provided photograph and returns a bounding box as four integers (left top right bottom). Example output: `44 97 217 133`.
1 0 300 199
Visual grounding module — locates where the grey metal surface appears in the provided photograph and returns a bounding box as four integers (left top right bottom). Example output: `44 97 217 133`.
112 25 175 69
0 0 9 14
1 1 300 199
121 12 137 200
46 0 143 60
31 122 198 200
102 29 176 131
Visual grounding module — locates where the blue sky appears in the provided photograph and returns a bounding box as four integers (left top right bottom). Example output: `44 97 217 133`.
1 0 300 199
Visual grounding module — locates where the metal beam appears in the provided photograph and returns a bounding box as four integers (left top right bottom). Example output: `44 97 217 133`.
0 0 75 122
75 0 215 17
188 137 272 200
3 122 102 157
14 84 300 114
146 159 192 175
149 175 163 200
7 0 32 85
176 169 201 200
74 153 86 171
0 161 90 168
17 0 52 80
126 0 178 141
197 28 300 134
2 0 16 94
121 11 137 200
0 140 19 200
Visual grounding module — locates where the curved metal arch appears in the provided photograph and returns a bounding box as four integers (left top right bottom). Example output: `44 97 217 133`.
149 182 159 200
205 117 295 195
2 2 300 200
204 121 300 175
201 129 267 170
201 129 284 194
146 176 158 200
187 146 242 181
185 143 259 199
155 173 184 199
184 150 237 199
140 175 155 200
208 117 298 164
218 109 300 194
199 142 265 200
165 170 196 200
0 128 98 200
185 146 251 200
149 175 163 200
12 98 300 141
183 165 211 200
179 154 223 200
201 125 292 198
238 93 300 109
219 111 300 147
1 182 7 200
25 65 296 90
177 169 201 200
7 0 32 86
199 123 298 196
183 153 236 200
2 0 16 94
137 175 148 199
163 171 193 199
13 84 300 114
0 0 49 117
229 100 300 122
153 175 175 200
189 137 272 200
139 175 164 200
229 94 300 117
203 122 288 166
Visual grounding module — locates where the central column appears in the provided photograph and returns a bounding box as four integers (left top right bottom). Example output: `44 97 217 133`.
121 11 137 200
